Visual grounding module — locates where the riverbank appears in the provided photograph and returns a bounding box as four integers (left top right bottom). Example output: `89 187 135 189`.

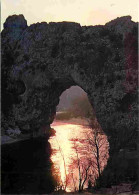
1 134 30 145
1 128 56 145
52 117 89 126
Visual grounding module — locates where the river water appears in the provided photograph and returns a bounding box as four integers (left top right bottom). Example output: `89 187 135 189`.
49 120 109 192
1 120 109 194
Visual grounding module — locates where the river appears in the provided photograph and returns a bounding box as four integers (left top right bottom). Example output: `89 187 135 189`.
1 120 109 194
50 120 109 192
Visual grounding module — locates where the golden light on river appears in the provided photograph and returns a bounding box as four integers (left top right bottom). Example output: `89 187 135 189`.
49 122 82 191
49 121 109 192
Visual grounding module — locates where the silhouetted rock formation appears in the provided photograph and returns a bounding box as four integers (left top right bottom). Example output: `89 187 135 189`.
1 15 138 187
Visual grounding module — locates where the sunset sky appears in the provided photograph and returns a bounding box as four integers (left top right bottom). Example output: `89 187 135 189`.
1 0 139 30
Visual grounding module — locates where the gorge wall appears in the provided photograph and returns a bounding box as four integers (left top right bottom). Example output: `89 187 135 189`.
1 15 138 186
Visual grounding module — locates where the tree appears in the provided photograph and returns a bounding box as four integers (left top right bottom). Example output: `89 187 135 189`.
67 117 109 191
71 140 92 192
86 118 109 187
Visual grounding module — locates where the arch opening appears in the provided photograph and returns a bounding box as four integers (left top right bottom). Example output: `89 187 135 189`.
49 86 109 192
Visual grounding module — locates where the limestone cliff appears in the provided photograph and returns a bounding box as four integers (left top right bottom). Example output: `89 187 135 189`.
1 15 138 186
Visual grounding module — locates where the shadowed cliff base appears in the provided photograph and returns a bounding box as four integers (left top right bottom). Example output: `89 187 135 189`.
1 14 138 193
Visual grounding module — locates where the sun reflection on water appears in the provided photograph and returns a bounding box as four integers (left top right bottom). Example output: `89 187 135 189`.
49 121 109 192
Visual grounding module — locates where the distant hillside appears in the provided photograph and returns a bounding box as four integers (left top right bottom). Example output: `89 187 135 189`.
57 86 87 111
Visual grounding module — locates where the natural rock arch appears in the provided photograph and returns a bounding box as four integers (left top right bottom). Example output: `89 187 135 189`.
1 15 138 186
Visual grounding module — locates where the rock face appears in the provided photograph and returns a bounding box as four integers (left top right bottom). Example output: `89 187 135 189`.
1 15 138 186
